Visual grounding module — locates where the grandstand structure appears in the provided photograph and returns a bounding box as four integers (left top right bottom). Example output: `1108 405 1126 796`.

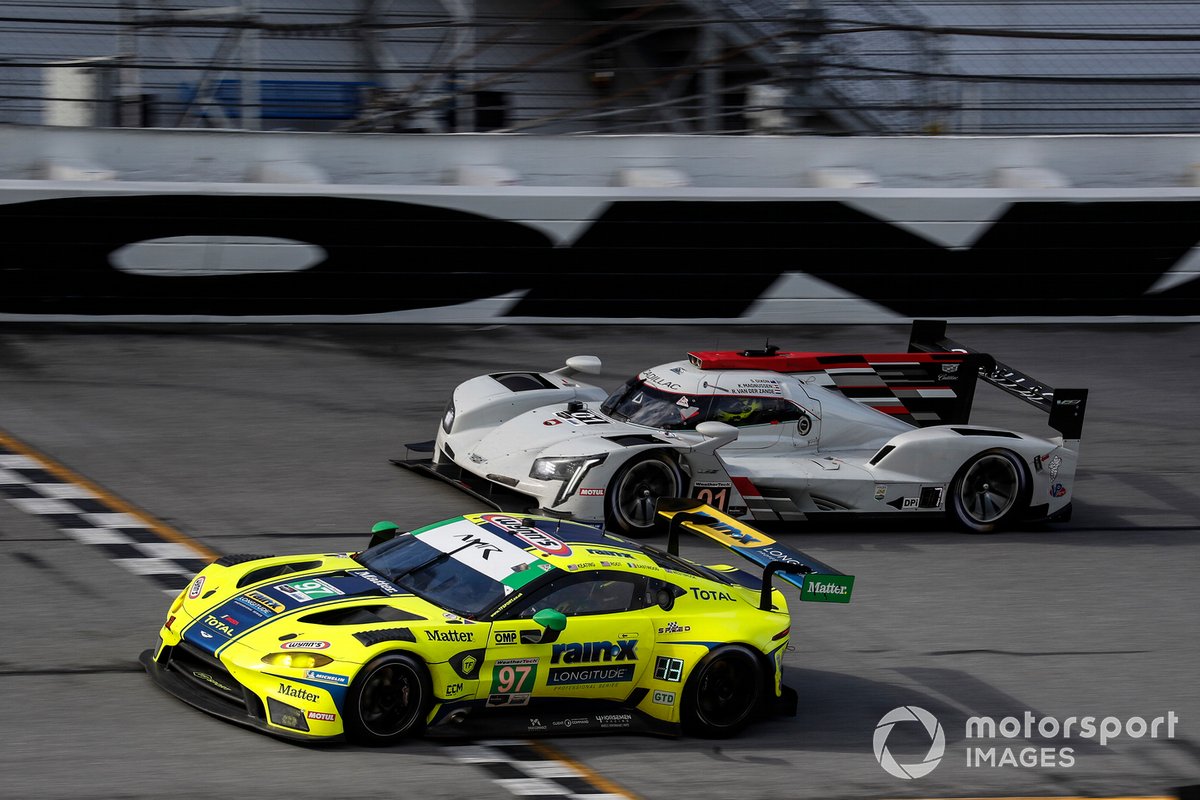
2 0 1198 135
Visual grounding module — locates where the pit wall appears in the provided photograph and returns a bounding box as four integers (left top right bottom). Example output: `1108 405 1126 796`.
2 126 1198 323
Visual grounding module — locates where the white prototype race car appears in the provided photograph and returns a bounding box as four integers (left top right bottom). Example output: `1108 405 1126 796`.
396 321 1087 536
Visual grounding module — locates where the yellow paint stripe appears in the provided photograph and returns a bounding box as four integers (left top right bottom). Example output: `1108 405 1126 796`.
0 429 220 560
527 739 643 799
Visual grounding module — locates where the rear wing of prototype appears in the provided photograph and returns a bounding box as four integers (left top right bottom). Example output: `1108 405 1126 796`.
655 498 854 610
908 319 1088 441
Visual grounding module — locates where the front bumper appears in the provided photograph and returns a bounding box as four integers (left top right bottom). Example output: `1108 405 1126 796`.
392 448 538 514
139 643 342 743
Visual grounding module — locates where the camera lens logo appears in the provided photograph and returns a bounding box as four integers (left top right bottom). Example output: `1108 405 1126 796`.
874 706 946 779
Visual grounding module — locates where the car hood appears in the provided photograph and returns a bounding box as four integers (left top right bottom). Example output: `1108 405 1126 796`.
176 555 472 659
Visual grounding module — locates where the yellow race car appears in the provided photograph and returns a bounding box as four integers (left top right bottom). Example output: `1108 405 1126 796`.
140 500 854 744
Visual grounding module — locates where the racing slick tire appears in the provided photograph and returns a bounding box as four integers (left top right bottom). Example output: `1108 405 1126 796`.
344 652 431 745
681 645 763 738
948 449 1031 534
605 452 683 537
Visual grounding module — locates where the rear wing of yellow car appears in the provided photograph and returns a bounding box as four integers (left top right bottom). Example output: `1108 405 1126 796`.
655 499 854 610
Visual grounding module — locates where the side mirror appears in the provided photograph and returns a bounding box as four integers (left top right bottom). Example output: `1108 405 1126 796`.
532 607 567 631
368 520 401 548
529 608 567 644
553 355 602 378
693 420 739 453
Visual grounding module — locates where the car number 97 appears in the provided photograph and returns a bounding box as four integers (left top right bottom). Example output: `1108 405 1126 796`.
491 658 539 693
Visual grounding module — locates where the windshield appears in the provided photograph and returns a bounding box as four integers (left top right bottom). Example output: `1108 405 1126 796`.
355 534 509 617
601 378 713 430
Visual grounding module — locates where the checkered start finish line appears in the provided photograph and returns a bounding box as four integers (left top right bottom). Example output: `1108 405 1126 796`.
0 442 213 595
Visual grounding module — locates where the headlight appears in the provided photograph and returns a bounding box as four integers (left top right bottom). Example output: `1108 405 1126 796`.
441 400 456 434
530 454 607 506
261 652 334 669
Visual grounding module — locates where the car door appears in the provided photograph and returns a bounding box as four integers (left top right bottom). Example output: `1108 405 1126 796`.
481 571 655 708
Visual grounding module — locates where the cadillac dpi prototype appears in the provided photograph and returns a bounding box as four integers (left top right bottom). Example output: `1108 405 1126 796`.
398 320 1086 536
140 502 853 743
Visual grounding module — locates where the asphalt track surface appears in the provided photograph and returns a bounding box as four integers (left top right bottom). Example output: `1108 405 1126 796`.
0 322 1196 800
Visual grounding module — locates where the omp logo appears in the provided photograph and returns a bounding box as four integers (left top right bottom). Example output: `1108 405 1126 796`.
874 706 946 779
494 630 518 645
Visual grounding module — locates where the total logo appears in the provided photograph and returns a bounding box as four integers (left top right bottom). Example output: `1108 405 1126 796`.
874 706 946 779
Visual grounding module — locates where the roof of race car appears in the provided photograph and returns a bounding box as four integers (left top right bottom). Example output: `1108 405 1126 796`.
408 512 660 588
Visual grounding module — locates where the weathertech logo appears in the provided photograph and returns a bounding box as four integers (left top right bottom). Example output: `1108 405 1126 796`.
874 706 945 779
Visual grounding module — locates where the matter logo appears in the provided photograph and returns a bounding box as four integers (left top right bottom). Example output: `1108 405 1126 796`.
874 706 945 779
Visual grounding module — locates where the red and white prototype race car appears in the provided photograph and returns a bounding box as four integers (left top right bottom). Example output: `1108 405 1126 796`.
397 321 1087 536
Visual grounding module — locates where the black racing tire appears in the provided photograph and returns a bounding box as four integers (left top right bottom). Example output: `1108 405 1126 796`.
605 452 683 537
344 652 431 746
680 645 764 738
948 449 1031 534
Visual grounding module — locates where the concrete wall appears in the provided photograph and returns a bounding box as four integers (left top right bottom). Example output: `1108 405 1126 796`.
6 125 1200 187
1 126 1198 323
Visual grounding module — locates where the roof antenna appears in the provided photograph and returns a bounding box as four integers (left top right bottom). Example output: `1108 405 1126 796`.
740 340 781 357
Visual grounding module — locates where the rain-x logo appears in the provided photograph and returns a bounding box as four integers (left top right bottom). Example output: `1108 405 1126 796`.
874 706 946 779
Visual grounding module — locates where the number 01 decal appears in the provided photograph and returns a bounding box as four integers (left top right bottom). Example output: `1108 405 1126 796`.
491 658 539 693
693 483 731 511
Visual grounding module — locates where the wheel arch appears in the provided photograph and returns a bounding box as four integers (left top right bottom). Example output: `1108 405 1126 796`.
604 448 687 536
678 641 770 737
343 648 435 746
948 446 1034 533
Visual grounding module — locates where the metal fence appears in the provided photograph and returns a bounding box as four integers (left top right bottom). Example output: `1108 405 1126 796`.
2 0 1198 135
